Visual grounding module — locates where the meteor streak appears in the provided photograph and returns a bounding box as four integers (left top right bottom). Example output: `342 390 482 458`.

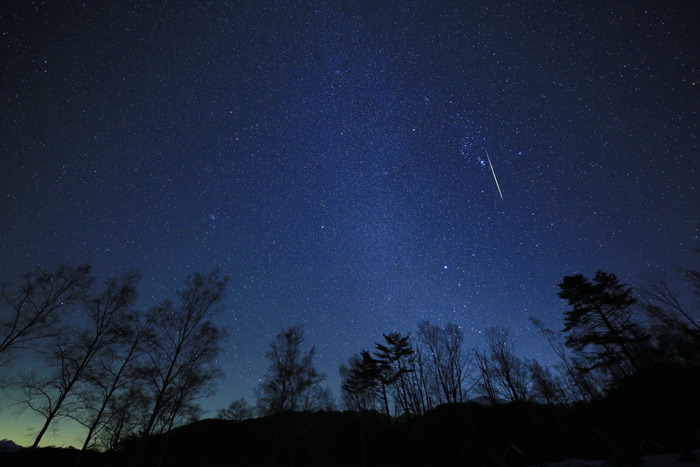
485 149 504 200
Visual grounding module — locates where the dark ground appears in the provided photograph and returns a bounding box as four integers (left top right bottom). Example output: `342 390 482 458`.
3 364 700 467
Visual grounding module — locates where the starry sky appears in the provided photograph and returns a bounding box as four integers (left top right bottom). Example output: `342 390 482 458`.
1 0 698 447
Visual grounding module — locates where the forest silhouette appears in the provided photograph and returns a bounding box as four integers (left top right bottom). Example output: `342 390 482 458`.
1 260 699 466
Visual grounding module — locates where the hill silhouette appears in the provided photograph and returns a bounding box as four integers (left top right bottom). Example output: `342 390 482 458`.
3 364 699 467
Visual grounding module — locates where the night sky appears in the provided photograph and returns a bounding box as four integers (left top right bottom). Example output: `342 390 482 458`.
1 0 698 447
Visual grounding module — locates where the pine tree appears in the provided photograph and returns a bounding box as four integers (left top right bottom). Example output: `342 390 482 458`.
558 271 648 378
372 333 414 418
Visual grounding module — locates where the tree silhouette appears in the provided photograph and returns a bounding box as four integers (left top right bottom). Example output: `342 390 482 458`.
637 271 700 365
559 271 648 378
526 359 568 405
340 350 381 412
372 333 415 418
140 270 228 436
94 375 150 451
255 324 324 415
417 321 471 405
341 333 416 418
475 326 530 403
1 264 93 363
73 308 153 451
529 317 600 401
474 348 499 405
20 271 139 448
216 398 254 421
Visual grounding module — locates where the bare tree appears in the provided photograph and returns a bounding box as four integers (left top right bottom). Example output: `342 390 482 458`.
73 309 153 451
638 271 700 332
526 359 568 405
417 321 472 405
20 271 139 448
681 252 700 299
474 348 499 404
93 378 149 451
637 271 700 364
255 324 325 415
481 326 530 403
140 270 228 436
311 386 336 411
1 264 93 363
217 398 254 421
529 317 600 401
400 343 433 415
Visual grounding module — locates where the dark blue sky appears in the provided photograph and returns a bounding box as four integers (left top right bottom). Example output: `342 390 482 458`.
1 0 698 446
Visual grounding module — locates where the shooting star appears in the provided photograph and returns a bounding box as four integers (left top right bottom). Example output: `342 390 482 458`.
485 149 504 200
